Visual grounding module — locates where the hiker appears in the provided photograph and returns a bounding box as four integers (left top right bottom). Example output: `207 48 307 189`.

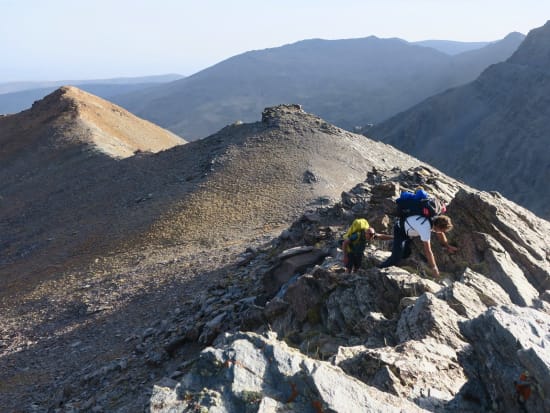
379 214 457 277
342 218 393 273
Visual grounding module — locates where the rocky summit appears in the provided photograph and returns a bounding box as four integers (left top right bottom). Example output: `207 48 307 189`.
1 94 549 412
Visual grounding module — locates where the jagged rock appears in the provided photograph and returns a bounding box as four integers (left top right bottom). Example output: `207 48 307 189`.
150 331 429 413
149 167 550 412
473 231 539 306
439 280 493 319
436 267 514 318
147 168 549 413
460 267 514 307
397 292 468 349
459 305 550 413
450 189 550 297
264 266 442 352
335 338 466 411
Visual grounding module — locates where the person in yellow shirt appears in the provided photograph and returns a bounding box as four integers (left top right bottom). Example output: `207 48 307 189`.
342 218 392 273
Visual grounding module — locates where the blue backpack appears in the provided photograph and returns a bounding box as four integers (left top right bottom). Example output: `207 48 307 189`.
395 189 446 225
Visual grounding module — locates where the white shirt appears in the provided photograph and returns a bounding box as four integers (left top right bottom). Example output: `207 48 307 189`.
403 215 432 242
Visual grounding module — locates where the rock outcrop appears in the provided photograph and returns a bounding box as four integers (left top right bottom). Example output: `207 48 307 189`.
151 331 429 413
148 167 550 412
0 103 423 412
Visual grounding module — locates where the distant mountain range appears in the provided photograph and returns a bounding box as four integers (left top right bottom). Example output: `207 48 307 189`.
110 33 524 140
0 74 184 114
413 39 491 55
0 36 523 140
369 21 550 220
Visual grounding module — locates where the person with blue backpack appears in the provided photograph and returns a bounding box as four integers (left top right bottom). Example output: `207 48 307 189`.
379 189 458 278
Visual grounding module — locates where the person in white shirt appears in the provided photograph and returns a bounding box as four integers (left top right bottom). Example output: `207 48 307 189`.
379 215 457 277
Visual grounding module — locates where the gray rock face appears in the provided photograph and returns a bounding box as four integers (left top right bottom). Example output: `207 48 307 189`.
335 339 467 412
460 306 550 413
150 331 429 413
449 189 550 301
458 268 514 310
396 292 467 348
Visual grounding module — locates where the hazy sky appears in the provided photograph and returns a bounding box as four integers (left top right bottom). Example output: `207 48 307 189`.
2 0 549 82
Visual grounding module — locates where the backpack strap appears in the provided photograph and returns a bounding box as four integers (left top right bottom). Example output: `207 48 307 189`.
414 215 433 227
398 217 408 238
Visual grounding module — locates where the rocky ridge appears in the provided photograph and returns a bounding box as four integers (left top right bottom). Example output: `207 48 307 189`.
1 92 549 411
2 162 549 411
145 168 549 412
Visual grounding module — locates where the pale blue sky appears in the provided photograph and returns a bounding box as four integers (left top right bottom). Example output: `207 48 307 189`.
1 0 549 82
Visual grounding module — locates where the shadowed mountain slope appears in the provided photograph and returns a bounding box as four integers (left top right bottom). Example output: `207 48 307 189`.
112 34 523 140
369 21 550 220
0 87 186 296
0 99 422 299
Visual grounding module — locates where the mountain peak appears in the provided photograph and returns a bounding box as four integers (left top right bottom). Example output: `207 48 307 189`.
23 86 186 158
27 85 81 116
508 20 550 70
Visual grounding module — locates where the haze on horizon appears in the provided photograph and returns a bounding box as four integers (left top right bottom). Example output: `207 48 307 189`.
1 0 549 82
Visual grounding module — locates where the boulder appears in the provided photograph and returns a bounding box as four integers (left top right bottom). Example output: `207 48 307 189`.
397 293 468 349
438 268 513 318
335 338 467 411
459 305 550 413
